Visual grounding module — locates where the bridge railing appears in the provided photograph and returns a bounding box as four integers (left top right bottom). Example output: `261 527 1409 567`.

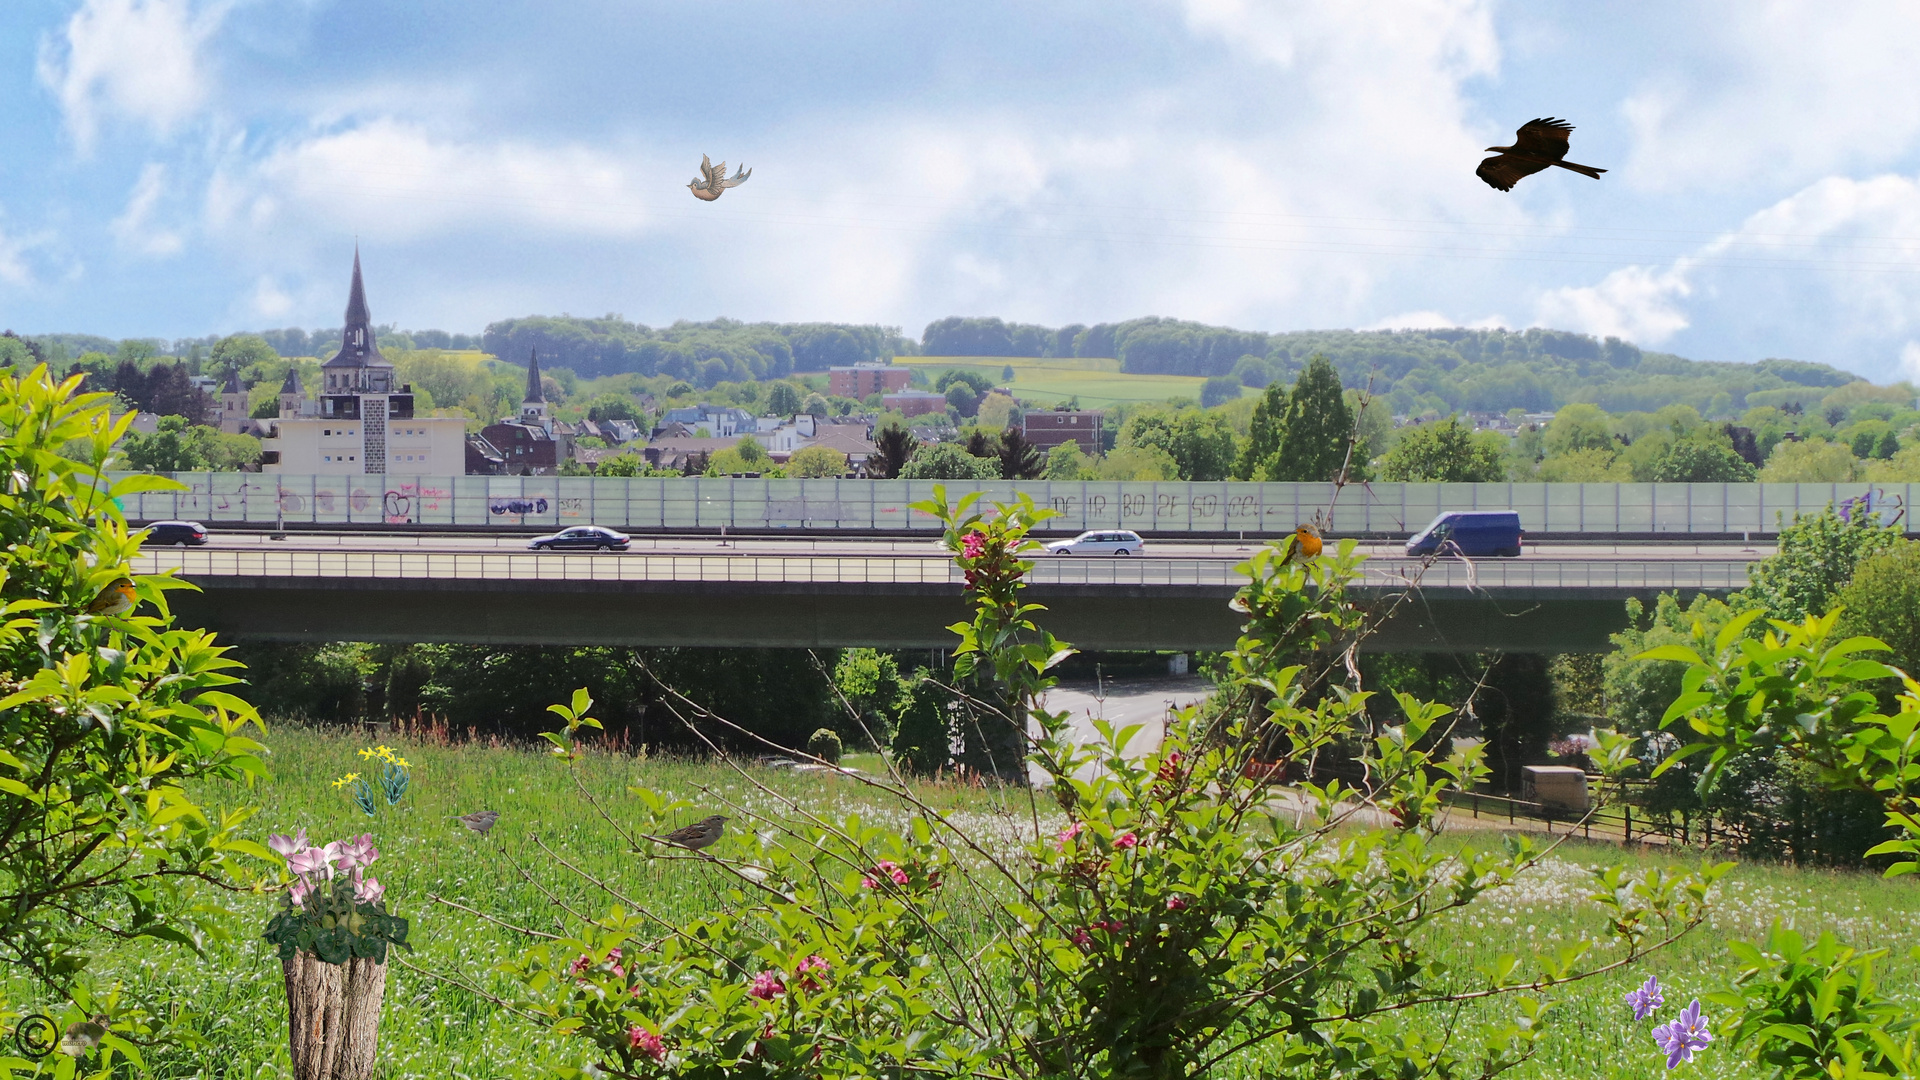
111 475 1916 538
130 548 1760 592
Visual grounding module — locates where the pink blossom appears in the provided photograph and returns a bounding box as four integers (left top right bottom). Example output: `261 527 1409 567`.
879 860 910 886
860 875 878 889
748 970 786 1000
961 531 987 559
286 845 336 879
627 1026 667 1062
288 877 313 910
1114 832 1138 850
1072 928 1092 947
336 833 379 871
1056 822 1083 850
1165 895 1188 911
268 829 309 858
567 954 593 978
1095 919 1124 933
796 954 830 990
351 871 384 905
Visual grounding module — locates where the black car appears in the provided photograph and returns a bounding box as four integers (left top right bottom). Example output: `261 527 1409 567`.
528 525 631 552
145 520 208 546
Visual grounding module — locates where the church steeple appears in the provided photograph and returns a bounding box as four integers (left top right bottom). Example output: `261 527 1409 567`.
523 348 545 404
519 348 549 427
322 246 392 392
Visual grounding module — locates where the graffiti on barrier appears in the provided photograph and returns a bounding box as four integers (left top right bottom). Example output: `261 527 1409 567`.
490 497 549 516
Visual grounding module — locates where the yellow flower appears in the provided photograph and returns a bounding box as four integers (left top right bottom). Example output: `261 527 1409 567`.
330 772 361 789
390 755 411 769
357 747 377 760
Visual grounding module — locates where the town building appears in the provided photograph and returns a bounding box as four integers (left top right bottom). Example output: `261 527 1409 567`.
1022 408 1105 453
883 389 949 418
829 363 912 399
260 251 467 474
478 349 574 475
656 404 755 438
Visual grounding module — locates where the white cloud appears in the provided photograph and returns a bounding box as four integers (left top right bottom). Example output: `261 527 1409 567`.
37 0 230 153
1901 342 1920 383
210 119 657 242
1366 310 1509 331
1533 264 1692 344
111 164 184 256
250 275 292 319
1621 4 1920 192
0 230 34 289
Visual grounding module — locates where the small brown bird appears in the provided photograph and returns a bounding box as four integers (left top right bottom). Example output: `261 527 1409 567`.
84 577 137 616
452 810 499 835
688 154 751 201
1477 118 1607 192
1281 524 1322 564
657 814 727 851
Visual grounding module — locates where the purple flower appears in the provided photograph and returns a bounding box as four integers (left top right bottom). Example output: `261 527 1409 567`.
268 829 309 858
1624 975 1665 1021
1652 999 1712 1069
288 877 313 910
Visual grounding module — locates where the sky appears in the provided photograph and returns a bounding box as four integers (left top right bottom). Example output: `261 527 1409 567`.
4 0 1920 383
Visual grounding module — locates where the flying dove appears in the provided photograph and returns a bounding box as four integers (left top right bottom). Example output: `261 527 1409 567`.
689 155 751 201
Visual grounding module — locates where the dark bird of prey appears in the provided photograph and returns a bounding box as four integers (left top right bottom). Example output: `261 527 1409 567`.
1476 118 1607 192
689 155 751 201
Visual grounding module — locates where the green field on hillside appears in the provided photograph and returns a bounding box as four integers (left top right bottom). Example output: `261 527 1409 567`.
899 355 1252 408
12 724 1915 1078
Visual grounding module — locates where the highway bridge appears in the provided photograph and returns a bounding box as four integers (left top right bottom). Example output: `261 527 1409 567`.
143 533 1765 652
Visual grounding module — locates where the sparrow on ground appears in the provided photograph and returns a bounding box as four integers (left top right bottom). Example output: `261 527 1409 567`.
452 810 500 835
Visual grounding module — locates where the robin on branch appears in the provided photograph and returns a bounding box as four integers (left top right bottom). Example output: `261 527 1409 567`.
655 815 728 851
1281 524 1322 565
83 577 137 617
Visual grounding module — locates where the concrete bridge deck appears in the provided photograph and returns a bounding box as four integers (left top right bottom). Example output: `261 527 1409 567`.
141 546 1753 652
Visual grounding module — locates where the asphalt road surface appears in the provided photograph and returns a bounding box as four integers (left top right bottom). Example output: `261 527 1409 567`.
175 530 1776 562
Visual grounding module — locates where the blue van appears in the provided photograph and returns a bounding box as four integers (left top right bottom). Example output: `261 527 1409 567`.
1405 511 1524 557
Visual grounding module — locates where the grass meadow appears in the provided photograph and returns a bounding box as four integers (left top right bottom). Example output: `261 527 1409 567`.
10 724 1917 1079
895 356 1254 409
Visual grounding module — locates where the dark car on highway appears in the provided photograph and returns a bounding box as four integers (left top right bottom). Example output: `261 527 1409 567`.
145 520 208 546
528 525 631 552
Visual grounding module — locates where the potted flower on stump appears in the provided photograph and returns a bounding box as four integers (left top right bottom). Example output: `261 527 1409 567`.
265 831 411 1080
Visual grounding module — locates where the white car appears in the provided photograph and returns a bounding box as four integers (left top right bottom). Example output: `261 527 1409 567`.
1045 530 1144 556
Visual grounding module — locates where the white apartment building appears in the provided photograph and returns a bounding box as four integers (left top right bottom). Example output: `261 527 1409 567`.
261 250 467 475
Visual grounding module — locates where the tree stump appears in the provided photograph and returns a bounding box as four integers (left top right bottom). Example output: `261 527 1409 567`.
283 951 387 1080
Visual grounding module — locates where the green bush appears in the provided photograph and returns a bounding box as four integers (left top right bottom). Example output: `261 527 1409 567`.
805 726 843 764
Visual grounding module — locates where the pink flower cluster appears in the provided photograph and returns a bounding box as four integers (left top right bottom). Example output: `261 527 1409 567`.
1073 919 1126 946
796 954 831 991
1114 832 1138 849
268 829 384 908
568 947 625 980
860 860 911 889
748 970 786 1000
627 1025 667 1062
1165 895 1189 911
1056 822 1083 851
961 531 987 559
